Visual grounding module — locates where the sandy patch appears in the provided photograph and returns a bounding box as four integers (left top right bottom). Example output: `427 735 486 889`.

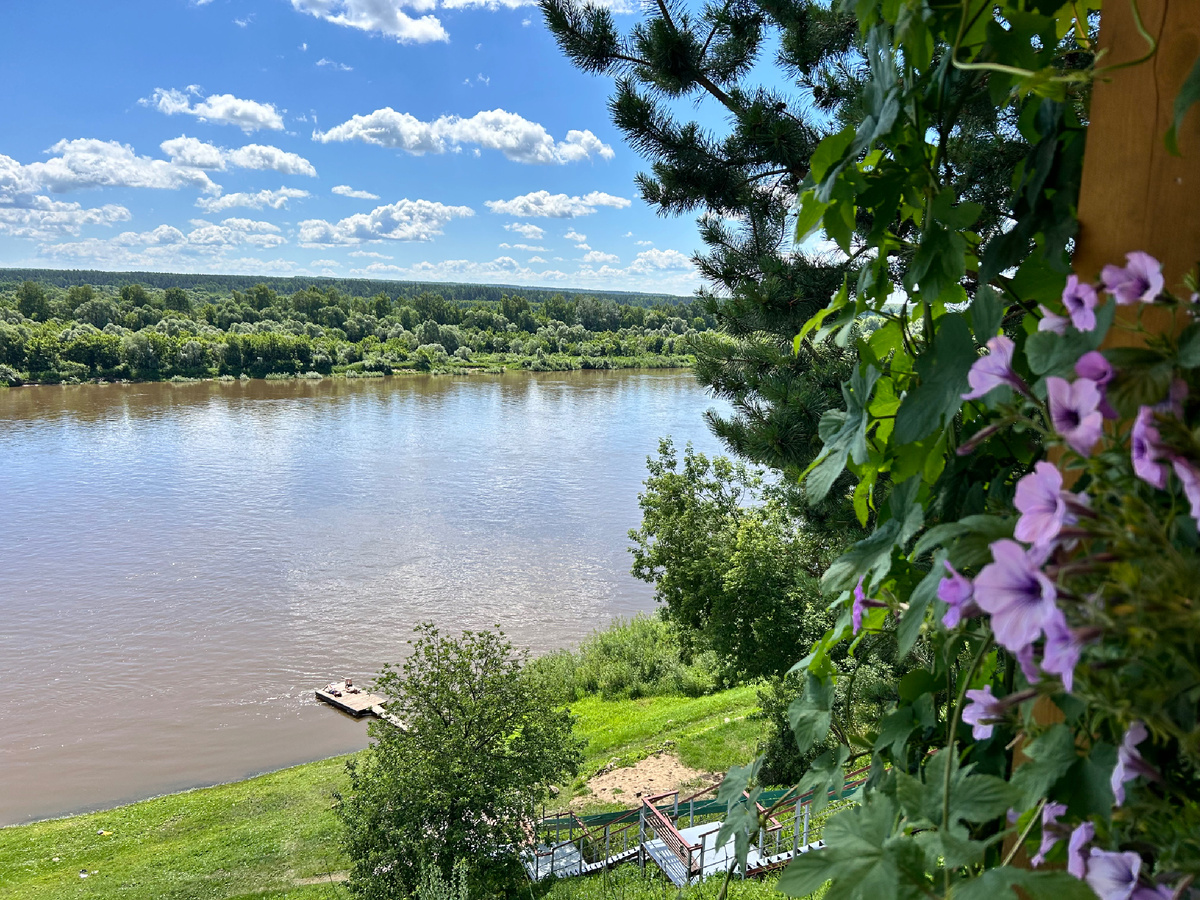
575 752 721 808
294 871 349 885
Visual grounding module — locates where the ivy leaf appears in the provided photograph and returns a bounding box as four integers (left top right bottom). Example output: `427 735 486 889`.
1011 724 1078 809
790 674 834 753
955 868 1097 900
802 364 880 503
1165 49 1200 156
894 314 976 443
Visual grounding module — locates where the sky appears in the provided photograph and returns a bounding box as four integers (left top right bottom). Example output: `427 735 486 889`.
0 0 712 295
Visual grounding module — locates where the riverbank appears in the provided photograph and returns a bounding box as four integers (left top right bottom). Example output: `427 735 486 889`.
0 688 764 900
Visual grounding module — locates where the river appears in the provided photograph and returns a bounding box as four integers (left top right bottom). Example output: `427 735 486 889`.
0 370 728 825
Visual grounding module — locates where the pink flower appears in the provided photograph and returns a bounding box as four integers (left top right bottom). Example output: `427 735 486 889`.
1172 458 1200 526
1047 376 1104 456
1068 822 1094 878
1112 721 1151 806
1075 351 1118 419
1062 275 1099 331
937 561 980 627
1101 252 1164 305
962 336 1028 400
1014 461 1084 549
1038 305 1069 335
974 540 1058 653
962 685 1003 739
1132 407 1171 489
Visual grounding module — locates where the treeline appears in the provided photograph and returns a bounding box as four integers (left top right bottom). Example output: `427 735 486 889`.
0 268 685 308
0 279 713 385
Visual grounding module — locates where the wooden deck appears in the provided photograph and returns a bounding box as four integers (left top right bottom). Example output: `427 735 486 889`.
315 685 387 717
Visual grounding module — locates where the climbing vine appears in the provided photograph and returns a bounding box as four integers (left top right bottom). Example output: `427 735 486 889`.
716 2 1200 897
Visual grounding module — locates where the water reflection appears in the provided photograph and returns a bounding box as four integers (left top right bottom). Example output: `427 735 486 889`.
0 371 726 824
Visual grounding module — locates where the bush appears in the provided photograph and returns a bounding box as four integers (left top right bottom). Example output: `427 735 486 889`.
527 614 722 703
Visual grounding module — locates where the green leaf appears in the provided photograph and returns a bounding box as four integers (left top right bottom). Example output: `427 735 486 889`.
822 479 924 592
795 190 831 243
896 557 942 660
875 706 918 760
790 674 835 753
1165 49 1200 156
1060 741 1116 819
955 868 1098 900
893 314 976 443
968 285 1004 342
802 364 880 504
1024 301 1114 377
810 125 857 183
1178 322 1200 368
1011 724 1078 809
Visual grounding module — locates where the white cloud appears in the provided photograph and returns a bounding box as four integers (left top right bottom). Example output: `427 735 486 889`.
300 42 308 51
0 196 131 240
143 88 285 132
505 221 544 240
310 258 341 267
160 136 317 176
317 57 353 71
581 250 617 264
313 108 613 165
521 17 531 25
636 239 653 246
574 242 590 250
498 242 546 251
1 140 219 198
298 198 473 244
234 14 254 26
485 190 630 218
196 187 310 212
564 228 586 242
290 0 449 44
40 218 290 268
348 246 696 292
332 184 381 200
349 249 393 259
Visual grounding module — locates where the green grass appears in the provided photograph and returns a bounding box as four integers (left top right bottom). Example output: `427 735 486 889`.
0 687 766 900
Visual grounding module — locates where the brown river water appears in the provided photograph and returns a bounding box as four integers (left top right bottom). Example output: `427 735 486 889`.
0 370 727 825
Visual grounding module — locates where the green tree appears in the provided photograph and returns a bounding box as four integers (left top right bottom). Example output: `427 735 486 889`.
163 287 191 312
66 284 95 311
119 283 150 307
16 281 50 321
338 623 581 898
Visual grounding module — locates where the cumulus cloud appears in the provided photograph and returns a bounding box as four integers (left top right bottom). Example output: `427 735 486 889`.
348 246 695 292
0 140 219 203
564 228 586 242
485 190 630 218
580 250 618 264
498 242 546 251
313 108 613 165
290 0 449 44
505 222 544 240
332 184 381 200
40 217 289 268
0 196 131 240
142 88 285 131
636 239 654 246
196 187 310 212
160 136 317 176
298 198 474 244
349 249 393 259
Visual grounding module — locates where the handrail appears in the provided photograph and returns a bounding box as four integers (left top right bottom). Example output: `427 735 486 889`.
641 797 701 873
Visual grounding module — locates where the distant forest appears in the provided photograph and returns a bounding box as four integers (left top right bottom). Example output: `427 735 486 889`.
0 270 711 385
0 268 687 308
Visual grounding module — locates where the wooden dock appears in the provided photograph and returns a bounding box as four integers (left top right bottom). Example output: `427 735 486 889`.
315 681 387 718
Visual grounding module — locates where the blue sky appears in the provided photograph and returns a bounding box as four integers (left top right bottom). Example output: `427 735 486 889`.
0 0 710 294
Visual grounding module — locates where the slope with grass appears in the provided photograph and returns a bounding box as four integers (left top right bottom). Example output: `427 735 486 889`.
0 687 765 900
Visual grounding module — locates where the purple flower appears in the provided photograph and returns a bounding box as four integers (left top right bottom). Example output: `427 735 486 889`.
974 539 1059 652
1017 643 1041 683
1112 721 1150 806
1101 252 1164 305
1031 801 1068 867
1047 376 1104 456
1075 351 1118 419
962 685 1003 740
1132 407 1171 489
1014 461 1082 548
1132 885 1176 900
1085 848 1142 900
1042 610 1083 692
1172 458 1200 526
1038 305 1069 335
852 578 866 634
1068 822 1094 878
962 336 1027 401
937 561 980 627
1062 275 1099 331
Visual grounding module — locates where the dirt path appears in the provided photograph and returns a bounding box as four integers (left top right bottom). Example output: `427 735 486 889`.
574 752 721 808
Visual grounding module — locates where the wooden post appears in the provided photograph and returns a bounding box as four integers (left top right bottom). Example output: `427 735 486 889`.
1073 0 1200 340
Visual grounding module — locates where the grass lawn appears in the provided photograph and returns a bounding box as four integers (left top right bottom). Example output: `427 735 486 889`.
0 686 766 900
